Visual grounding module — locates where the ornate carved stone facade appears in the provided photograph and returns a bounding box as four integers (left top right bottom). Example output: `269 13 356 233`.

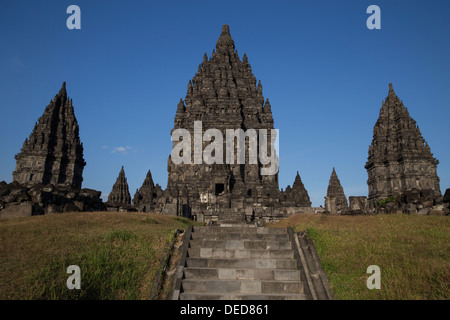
365 83 441 205
13 82 86 188
161 25 282 220
108 166 131 207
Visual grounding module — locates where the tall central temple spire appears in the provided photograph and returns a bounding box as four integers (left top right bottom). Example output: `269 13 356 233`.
164 25 280 218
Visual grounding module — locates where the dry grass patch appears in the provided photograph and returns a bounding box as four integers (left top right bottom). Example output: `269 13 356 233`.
0 212 198 299
269 214 449 300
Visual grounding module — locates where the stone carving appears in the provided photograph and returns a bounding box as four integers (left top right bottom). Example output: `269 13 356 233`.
13 82 86 188
365 83 441 207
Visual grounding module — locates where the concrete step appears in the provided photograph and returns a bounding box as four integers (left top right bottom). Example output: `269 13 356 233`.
193 226 287 234
181 279 304 294
184 267 301 281
186 257 297 269
191 232 289 241
179 292 307 300
189 239 292 250
188 247 294 259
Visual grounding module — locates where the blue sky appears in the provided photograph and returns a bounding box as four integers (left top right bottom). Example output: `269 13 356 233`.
1 0 449 206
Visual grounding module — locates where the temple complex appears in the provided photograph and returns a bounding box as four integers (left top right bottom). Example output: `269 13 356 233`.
4 27 447 220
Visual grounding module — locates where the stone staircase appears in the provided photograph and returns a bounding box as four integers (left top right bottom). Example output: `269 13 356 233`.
178 224 307 300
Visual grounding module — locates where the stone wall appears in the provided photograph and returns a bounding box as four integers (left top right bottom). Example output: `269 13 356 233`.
0 181 105 219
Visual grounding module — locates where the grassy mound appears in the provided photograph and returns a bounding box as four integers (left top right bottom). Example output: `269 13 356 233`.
0 212 197 299
270 214 449 300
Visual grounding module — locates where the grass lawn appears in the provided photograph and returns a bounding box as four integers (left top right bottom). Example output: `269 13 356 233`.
0 212 197 299
1 212 448 300
270 214 449 300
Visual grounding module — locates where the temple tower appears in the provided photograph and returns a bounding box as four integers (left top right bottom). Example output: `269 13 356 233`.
133 170 158 212
365 83 441 205
165 24 279 213
108 166 131 206
282 172 311 207
325 168 348 213
12 82 86 188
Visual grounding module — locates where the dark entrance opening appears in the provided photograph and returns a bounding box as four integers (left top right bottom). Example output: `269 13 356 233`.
215 183 225 196
182 204 191 218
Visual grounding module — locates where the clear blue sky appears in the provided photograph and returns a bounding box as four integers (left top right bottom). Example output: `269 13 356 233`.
1 0 449 206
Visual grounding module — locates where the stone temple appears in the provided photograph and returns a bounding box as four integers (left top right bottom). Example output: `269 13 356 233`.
157 25 312 223
324 168 348 214
365 83 441 207
133 170 163 212
1 82 104 219
13 82 86 188
107 166 131 208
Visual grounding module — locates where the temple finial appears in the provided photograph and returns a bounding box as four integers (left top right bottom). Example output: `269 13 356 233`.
221 24 230 35
58 81 67 96
216 24 235 53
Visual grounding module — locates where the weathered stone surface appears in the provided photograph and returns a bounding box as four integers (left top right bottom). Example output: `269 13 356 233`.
13 82 86 189
404 203 418 215
0 202 33 219
156 25 309 222
133 170 160 212
280 172 311 208
107 166 131 209
0 82 105 218
324 168 347 214
365 83 441 207
443 189 450 203
342 196 371 215
179 225 307 300
0 180 105 218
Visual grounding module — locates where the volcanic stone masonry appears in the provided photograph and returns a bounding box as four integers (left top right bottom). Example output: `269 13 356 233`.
156 25 313 223
280 172 312 208
324 168 348 214
1 82 105 219
132 170 163 212
365 83 447 215
2 26 448 219
13 82 85 188
107 166 132 211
